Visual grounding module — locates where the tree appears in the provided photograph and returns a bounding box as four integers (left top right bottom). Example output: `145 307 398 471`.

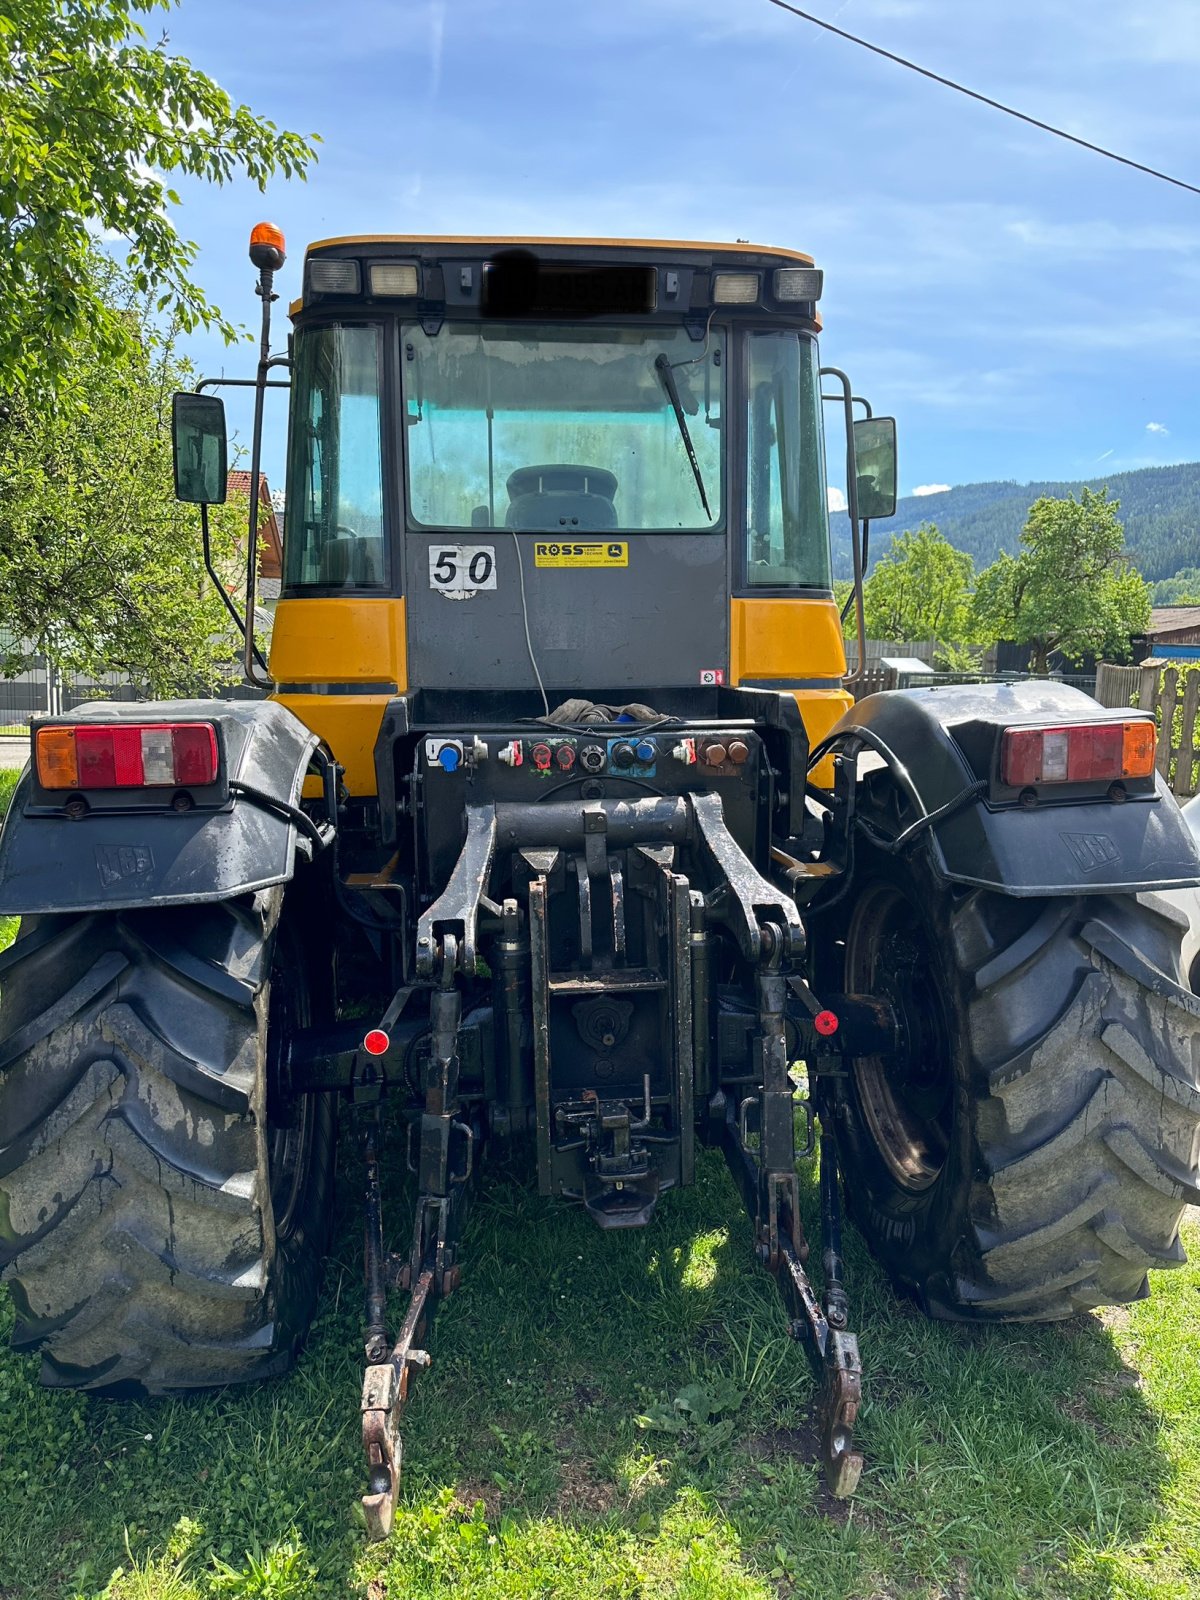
969 488 1151 672
0 260 252 695
0 0 317 394
861 522 975 644
1149 568 1200 606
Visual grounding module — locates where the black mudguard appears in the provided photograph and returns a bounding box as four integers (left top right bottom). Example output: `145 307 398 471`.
834 681 1200 897
0 699 320 914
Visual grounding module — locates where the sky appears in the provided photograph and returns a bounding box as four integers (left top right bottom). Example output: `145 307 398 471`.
157 0 1200 505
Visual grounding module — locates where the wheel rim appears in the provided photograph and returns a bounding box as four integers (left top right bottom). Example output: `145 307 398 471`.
845 882 955 1194
265 950 316 1239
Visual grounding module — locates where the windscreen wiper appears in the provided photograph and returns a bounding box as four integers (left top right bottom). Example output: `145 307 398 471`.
654 353 711 519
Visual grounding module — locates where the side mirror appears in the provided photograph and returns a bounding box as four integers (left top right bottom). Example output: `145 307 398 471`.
172 392 228 505
852 415 897 521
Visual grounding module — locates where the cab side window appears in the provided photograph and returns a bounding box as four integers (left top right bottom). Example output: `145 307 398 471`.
744 332 831 589
285 324 388 590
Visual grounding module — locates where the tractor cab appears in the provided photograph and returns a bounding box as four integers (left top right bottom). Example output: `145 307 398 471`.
262 237 865 794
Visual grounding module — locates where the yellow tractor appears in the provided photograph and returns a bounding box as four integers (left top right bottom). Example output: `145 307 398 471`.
3 226 1198 1538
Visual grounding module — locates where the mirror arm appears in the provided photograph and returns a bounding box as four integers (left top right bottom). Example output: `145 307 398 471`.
200 504 269 676
850 396 874 576
243 267 279 690
195 361 291 394
821 366 868 690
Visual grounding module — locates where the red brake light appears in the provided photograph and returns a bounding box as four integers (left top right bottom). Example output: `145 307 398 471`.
35 723 219 791
172 725 219 786
1000 721 1156 787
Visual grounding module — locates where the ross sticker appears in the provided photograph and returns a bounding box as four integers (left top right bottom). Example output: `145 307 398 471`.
429 544 497 595
699 669 725 685
533 541 628 569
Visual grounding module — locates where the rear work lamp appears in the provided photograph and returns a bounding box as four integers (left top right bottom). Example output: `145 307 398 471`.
712 272 760 305
773 266 823 302
36 723 220 791
368 262 420 297
1000 720 1156 787
307 259 361 296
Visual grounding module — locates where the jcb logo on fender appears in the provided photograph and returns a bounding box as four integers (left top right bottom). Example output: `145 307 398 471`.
95 844 154 888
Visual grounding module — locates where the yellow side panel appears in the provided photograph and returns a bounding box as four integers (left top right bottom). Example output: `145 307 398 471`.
794 689 853 788
269 598 407 797
269 597 407 687
729 596 847 682
278 695 389 796
729 597 850 787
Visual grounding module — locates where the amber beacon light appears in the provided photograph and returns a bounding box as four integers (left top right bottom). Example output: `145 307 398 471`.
249 221 287 271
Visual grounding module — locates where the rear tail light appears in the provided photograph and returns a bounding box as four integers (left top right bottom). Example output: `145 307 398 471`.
1000 720 1156 787
35 723 219 791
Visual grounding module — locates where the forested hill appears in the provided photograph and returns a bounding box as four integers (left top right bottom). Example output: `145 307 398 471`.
830 461 1200 581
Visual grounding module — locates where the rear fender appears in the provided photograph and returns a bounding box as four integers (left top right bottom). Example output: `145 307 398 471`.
1159 796 1200 989
0 700 321 914
833 682 1200 897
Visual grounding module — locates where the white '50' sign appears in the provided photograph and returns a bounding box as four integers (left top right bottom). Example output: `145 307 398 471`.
428 544 497 596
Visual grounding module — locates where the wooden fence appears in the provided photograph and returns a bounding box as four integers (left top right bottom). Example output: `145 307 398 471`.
1138 663 1200 799
1094 662 1142 709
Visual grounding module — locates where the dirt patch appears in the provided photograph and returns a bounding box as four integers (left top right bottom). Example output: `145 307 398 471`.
453 1477 505 1523
1096 1304 1133 1333
555 1452 620 1517
742 1419 852 1524
366 1581 387 1600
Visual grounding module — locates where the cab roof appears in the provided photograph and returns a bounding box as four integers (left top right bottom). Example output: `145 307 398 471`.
292 235 821 322
304 234 815 265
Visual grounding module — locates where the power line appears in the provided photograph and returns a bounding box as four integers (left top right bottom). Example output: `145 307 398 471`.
767 0 1200 200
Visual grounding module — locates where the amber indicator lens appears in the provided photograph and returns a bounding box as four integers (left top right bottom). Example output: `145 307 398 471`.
1000 721 1156 786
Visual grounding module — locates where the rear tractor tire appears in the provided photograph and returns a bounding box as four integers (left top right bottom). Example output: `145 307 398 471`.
0 890 334 1391
828 835 1200 1321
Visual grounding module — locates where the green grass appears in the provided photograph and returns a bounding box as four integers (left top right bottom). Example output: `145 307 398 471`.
0 1133 1196 1600
0 767 19 952
0 762 1197 1596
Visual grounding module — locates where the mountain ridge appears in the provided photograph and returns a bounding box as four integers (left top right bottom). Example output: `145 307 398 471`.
829 460 1200 582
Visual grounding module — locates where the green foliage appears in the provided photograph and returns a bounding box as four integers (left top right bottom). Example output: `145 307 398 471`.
636 1378 746 1463
0 258 251 695
969 488 1151 671
0 0 318 395
1149 568 1200 606
860 521 975 643
0 769 18 953
1145 663 1200 796
932 639 984 672
832 461 1200 585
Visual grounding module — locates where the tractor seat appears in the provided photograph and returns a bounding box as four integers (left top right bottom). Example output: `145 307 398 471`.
505 464 618 532
317 535 384 587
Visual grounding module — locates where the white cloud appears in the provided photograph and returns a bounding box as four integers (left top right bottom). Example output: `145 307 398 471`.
1146 421 1169 435
1004 217 1197 259
428 1 446 100
912 483 951 496
827 486 848 513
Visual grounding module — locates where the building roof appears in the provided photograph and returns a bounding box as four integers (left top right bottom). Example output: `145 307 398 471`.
1148 606 1200 637
226 471 283 581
